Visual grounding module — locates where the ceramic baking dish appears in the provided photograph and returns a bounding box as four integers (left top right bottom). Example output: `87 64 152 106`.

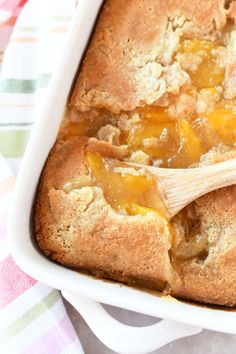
8 1 236 353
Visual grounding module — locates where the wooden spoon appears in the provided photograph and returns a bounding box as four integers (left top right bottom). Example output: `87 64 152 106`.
128 158 236 218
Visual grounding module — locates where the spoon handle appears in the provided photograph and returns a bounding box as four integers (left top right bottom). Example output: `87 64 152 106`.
143 158 236 217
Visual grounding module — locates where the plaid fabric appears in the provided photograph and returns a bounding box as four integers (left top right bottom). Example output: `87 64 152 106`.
0 1 83 353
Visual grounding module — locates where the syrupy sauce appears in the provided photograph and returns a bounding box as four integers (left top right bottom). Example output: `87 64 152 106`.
62 38 236 261
74 267 236 311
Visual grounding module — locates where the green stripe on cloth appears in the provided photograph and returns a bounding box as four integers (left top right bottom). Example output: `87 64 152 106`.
48 15 72 21
0 122 34 127
15 26 39 32
0 73 51 93
0 290 60 345
0 130 31 157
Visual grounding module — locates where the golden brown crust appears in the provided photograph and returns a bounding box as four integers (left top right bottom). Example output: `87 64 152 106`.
35 137 180 290
70 0 227 113
35 0 236 306
36 138 236 306
87 137 128 159
170 148 236 306
172 187 236 306
228 1 236 18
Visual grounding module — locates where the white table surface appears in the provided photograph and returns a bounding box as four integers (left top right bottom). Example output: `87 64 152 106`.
64 299 236 354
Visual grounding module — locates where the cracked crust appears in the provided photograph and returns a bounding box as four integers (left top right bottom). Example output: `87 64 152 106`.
35 0 236 306
35 138 236 306
169 147 236 306
70 0 227 113
35 137 180 291
173 186 236 306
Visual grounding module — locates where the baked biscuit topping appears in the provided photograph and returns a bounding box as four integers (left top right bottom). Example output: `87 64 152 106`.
62 28 236 234
67 30 236 167
36 0 236 306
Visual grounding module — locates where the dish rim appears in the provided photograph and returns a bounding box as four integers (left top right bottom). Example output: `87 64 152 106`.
7 0 236 335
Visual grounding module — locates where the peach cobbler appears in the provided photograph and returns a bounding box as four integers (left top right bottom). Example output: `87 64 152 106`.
35 0 236 306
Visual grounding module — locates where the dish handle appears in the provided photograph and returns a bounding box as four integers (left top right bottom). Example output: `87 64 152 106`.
62 291 202 354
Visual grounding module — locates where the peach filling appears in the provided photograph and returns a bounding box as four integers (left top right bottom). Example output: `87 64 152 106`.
122 105 236 168
119 39 233 168
86 151 166 213
85 151 173 236
64 38 235 255
179 39 225 89
123 106 207 168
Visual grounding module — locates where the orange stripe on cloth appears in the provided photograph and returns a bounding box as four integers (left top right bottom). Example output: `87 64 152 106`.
10 27 68 43
47 27 68 34
0 176 15 198
5 15 17 26
10 37 39 43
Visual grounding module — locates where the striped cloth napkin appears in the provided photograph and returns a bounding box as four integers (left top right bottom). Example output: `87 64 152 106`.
0 1 84 353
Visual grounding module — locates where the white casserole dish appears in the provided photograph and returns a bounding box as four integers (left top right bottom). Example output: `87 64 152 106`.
7 1 236 353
